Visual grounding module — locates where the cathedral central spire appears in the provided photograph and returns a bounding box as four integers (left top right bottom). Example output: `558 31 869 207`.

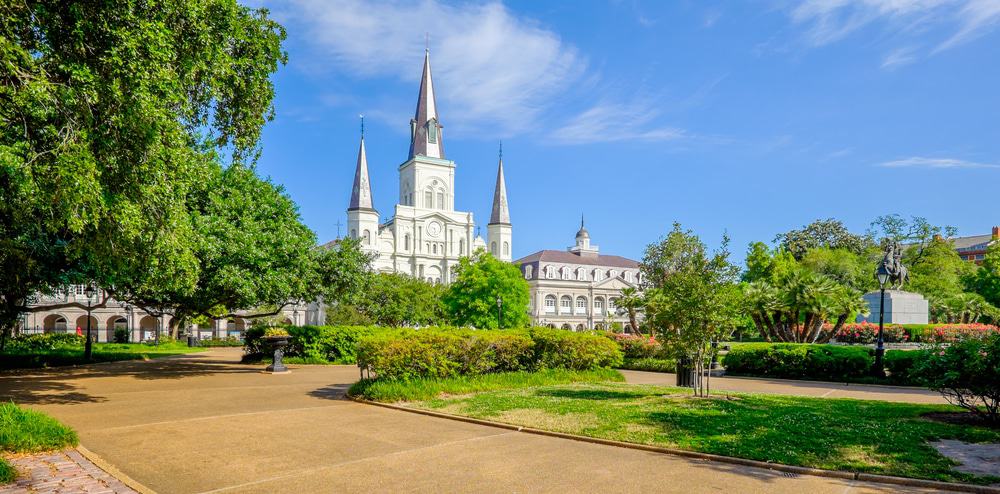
408 48 445 159
489 142 510 225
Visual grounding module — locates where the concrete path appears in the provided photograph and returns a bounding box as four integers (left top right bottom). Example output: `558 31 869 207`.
0 349 942 493
620 370 947 404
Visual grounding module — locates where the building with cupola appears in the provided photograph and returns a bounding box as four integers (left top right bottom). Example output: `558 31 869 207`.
344 48 512 283
515 220 643 331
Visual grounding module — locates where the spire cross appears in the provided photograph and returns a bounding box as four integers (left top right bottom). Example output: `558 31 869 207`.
499 139 503 160
360 114 365 138
335 219 343 239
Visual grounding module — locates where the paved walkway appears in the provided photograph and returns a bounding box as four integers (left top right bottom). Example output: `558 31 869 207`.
0 349 944 493
620 370 947 403
1 449 137 494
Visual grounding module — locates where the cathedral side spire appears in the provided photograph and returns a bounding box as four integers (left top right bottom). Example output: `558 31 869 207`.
408 48 445 160
348 118 374 212
489 143 510 225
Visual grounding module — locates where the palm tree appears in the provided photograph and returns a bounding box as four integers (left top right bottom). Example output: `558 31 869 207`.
616 287 646 335
746 269 867 343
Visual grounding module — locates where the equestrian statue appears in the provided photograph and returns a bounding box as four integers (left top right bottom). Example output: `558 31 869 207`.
878 240 909 290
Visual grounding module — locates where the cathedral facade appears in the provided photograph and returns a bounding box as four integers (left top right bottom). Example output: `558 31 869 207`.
347 50 511 283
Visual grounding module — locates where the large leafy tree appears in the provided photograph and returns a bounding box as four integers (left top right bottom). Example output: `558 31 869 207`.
443 250 530 329
775 219 874 260
328 272 445 327
0 1 286 342
119 165 369 337
641 223 742 396
799 247 878 293
970 243 1000 309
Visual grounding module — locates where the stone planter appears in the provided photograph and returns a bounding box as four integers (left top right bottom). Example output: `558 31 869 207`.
264 335 290 373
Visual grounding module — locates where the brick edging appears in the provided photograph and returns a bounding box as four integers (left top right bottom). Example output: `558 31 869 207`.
349 396 1000 494
75 445 158 494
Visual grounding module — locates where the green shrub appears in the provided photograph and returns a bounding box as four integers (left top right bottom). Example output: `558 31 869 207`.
527 328 623 371
355 328 622 381
723 343 872 381
113 328 129 343
8 333 84 351
619 357 677 373
198 336 243 347
911 334 1000 423
601 332 661 359
883 349 929 386
0 459 13 484
244 325 392 363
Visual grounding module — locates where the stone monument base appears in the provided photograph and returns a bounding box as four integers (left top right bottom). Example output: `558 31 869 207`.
857 290 929 325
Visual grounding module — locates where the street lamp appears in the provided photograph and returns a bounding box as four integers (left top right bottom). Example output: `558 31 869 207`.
873 264 890 377
84 285 96 360
496 296 503 329
123 304 132 343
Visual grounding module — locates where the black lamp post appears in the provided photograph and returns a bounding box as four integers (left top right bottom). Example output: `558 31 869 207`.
123 304 132 343
84 285 96 360
496 296 503 329
873 264 890 377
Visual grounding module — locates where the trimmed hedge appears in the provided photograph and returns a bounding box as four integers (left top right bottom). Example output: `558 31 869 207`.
8 333 84 351
723 343 872 381
244 325 390 363
356 327 622 381
884 349 929 386
619 357 678 373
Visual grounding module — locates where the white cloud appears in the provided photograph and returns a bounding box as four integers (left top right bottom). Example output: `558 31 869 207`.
880 46 918 69
786 0 1000 58
877 156 1000 168
267 0 583 137
550 101 687 144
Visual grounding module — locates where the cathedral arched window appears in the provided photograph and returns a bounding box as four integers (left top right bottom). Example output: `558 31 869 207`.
503 242 509 256
437 192 445 209
459 239 465 255
433 244 438 254
363 230 371 246
351 229 357 239
427 119 437 143
594 297 605 314
404 234 410 251
544 295 556 314
575 297 587 314
491 242 497 255
559 296 572 314
424 190 433 208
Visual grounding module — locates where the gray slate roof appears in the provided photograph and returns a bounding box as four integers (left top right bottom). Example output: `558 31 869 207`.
489 158 510 225
408 50 445 160
515 250 639 268
952 234 994 252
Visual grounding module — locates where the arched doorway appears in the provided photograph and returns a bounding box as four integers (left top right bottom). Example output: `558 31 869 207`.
43 314 68 333
575 324 586 331
75 315 98 340
138 315 158 342
107 316 128 342
561 323 572 330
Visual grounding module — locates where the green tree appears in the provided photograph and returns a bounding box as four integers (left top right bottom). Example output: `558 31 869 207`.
799 247 878 293
443 251 530 329
745 269 868 343
904 236 976 301
641 223 742 396
775 219 874 260
330 273 445 327
118 165 362 337
0 1 286 346
969 242 1000 309
615 287 646 335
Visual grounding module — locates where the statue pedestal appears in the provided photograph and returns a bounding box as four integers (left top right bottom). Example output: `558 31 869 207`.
857 290 929 325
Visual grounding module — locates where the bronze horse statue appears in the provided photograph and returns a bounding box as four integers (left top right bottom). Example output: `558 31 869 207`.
879 241 909 290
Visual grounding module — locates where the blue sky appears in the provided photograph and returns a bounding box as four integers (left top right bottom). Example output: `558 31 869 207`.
251 0 1000 262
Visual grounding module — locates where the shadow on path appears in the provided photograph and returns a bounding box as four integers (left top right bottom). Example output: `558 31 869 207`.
0 349 260 405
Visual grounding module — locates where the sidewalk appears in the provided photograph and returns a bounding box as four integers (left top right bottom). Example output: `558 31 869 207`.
620 370 947 404
1 449 138 494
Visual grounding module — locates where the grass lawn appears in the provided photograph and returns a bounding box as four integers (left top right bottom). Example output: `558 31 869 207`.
0 403 78 483
410 382 1000 485
349 368 624 402
0 341 206 370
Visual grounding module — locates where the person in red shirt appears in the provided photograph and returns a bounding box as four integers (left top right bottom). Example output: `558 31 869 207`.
76 326 83 336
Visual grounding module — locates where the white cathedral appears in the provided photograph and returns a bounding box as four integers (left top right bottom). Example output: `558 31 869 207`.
346 49 511 283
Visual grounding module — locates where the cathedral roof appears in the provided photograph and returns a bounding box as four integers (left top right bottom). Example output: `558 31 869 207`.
348 135 375 211
515 250 638 268
489 153 510 225
408 49 445 160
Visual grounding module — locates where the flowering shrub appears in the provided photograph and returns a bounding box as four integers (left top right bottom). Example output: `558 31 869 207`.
602 332 660 359
911 333 1000 423
921 324 999 343
831 322 909 344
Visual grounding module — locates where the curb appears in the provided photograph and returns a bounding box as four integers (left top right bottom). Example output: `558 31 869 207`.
350 396 1000 494
75 445 158 494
